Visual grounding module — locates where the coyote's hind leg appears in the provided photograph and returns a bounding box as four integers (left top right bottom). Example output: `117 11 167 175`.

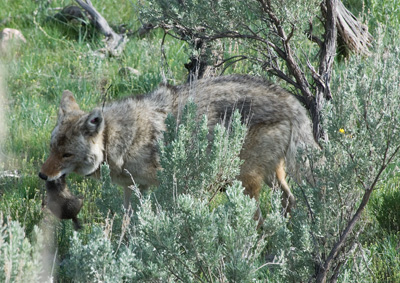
240 171 264 226
276 159 295 214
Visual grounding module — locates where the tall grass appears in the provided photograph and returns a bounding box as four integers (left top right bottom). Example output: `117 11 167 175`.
0 66 7 164
0 1 190 277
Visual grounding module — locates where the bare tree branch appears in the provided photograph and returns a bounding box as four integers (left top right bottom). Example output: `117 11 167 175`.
75 0 127 56
154 0 371 143
318 0 337 100
258 0 325 141
306 20 323 48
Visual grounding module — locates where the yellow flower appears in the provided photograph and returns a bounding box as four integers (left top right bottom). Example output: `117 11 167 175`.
339 128 345 134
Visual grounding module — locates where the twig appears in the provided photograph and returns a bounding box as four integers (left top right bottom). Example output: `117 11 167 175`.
160 31 169 84
357 241 375 280
50 247 58 280
306 20 323 48
218 55 248 75
33 9 74 48
114 211 130 256
102 84 112 111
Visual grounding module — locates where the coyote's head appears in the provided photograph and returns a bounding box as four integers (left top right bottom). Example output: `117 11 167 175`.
39 90 105 181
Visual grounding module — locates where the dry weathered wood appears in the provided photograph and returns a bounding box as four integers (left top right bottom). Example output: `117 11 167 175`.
325 0 372 56
337 1 372 56
75 0 127 56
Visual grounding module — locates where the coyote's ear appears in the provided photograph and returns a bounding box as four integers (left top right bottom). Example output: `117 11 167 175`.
84 109 104 136
59 90 81 117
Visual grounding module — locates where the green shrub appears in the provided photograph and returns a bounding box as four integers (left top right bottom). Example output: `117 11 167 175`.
155 101 246 206
0 216 44 282
369 234 400 282
61 26 400 282
370 179 400 234
368 0 400 28
62 103 270 281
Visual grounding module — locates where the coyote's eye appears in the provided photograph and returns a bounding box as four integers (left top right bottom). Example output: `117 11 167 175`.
63 153 73 158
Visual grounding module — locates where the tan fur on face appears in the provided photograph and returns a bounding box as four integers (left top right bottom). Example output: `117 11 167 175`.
40 91 105 180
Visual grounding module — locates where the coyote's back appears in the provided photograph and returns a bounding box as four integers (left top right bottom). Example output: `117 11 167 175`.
40 75 317 214
150 75 316 207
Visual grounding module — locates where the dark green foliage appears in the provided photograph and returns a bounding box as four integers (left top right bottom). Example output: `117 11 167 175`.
0 218 44 282
369 234 400 282
370 182 400 234
156 102 246 206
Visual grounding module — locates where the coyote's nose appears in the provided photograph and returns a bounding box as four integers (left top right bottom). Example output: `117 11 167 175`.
38 172 48 180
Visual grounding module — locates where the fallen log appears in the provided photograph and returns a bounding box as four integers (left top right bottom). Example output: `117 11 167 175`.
75 0 127 56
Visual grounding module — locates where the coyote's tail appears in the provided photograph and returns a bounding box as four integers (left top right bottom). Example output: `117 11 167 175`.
285 99 318 182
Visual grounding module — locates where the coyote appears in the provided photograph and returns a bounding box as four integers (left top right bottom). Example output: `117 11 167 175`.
39 75 316 213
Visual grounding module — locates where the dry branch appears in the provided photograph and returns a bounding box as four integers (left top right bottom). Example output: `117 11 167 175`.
327 0 373 56
75 0 127 56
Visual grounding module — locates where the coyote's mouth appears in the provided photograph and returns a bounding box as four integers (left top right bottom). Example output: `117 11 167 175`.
38 172 66 181
38 172 48 180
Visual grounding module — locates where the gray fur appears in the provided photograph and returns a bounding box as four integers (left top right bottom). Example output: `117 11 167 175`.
40 75 317 213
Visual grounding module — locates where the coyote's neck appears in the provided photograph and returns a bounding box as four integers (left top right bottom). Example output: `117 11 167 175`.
100 100 153 169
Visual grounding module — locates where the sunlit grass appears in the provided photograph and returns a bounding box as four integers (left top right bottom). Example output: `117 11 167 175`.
0 0 190 246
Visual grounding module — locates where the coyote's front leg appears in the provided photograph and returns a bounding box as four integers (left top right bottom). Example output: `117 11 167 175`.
123 186 132 211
